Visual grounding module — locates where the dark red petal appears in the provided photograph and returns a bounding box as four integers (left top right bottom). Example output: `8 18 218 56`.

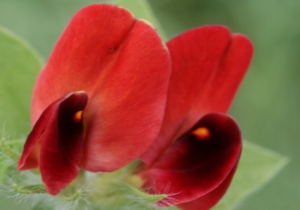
40 91 88 195
139 113 241 206
177 164 238 210
18 91 88 195
31 4 170 172
18 95 67 170
141 26 253 164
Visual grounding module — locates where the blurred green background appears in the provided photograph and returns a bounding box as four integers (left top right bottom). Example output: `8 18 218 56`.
0 0 299 209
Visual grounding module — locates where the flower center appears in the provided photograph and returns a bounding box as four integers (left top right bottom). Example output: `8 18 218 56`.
192 127 210 140
73 110 83 123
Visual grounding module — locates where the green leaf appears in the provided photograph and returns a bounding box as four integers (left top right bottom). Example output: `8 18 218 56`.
0 26 42 187
213 140 289 210
111 0 168 41
0 26 43 137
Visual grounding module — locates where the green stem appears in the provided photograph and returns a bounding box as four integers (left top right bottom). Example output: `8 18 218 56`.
12 183 46 194
63 190 81 201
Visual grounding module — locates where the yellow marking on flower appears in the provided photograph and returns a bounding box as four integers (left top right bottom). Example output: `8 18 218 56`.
192 127 210 140
73 110 83 123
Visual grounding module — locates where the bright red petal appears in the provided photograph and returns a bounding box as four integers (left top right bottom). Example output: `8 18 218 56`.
141 26 253 164
31 4 171 172
139 113 241 206
31 4 138 124
82 19 170 172
177 165 238 210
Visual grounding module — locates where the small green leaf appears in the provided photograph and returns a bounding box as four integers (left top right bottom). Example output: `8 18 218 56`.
213 140 289 210
0 26 43 136
111 0 168 41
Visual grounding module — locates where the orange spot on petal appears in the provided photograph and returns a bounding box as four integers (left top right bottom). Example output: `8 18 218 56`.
73 110 83 123
192 127 210 140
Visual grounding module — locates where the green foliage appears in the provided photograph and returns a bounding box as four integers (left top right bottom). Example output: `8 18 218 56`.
213 141 289 210
0 26 42 209
0 26 43 136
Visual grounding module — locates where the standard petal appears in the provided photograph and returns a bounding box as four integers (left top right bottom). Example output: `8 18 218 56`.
177 165 237 210
30 4 171 172
31 4 140 124
141 26 253 164
82 19 171 171
139 113 241 206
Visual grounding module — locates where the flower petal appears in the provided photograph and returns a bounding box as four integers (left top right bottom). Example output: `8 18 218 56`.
31 4 171 172
18 97 62 170
19 91 88 195
141 26 253 164
82 19 171 171
177 164 238 210
139 113 241 206
31 4 138 124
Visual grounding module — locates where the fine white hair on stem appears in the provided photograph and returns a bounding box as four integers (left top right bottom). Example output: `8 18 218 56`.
142 180 182 208
1 123 15 141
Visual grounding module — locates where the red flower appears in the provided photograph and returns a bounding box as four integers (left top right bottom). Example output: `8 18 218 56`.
17 4 171 195
17 5 253 208
138 26 253 209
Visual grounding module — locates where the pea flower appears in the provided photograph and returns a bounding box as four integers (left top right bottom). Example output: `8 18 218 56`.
16 4 253 209
17 4 171 195
137 26 253 209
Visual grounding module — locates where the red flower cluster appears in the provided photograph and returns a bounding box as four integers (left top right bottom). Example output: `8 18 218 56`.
17 4 253 209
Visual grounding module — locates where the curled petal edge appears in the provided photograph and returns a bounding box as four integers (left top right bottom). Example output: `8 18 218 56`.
18 91 88 195
139 113 242 206
141 26 253 165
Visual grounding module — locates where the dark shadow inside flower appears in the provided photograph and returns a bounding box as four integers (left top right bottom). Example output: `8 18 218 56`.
139 113 242 208
18 91 88 195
